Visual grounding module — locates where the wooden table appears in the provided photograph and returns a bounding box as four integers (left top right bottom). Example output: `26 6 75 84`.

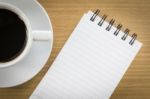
0 0 150 99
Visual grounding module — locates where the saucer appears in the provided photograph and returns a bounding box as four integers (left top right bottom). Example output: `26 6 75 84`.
0 0 53 87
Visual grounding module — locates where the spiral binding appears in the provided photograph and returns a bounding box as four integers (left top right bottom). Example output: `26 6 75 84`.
90 9 137 46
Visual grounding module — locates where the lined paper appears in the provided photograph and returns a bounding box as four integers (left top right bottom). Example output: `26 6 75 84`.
30 11 142 99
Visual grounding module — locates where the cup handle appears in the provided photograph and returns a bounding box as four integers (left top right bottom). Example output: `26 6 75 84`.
33 30 52 41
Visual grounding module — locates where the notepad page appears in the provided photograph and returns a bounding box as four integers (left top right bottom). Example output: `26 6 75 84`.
30 11 142 99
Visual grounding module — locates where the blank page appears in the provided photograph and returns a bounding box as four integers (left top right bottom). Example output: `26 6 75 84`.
30 11 142 99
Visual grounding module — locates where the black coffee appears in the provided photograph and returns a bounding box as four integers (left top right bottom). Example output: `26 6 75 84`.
0 9 27 62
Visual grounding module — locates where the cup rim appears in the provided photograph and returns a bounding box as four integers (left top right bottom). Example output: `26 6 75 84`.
0 2 33 68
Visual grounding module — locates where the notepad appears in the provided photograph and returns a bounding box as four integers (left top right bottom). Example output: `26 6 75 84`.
30 10 142 99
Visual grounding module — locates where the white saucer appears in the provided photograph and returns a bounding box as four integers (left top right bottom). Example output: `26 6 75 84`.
0 0 53 87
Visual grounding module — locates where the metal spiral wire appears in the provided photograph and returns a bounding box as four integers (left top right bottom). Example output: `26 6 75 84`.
90 9 137 45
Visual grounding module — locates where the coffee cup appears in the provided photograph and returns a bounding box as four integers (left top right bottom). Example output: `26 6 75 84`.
0 2 51 68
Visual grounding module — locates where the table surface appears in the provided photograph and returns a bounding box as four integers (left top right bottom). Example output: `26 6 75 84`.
0 0 150 99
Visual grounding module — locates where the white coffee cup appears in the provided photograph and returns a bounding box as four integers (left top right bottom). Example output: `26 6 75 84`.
0 2 51 68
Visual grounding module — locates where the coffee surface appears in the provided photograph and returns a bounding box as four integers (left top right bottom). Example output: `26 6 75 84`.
0 9 27 62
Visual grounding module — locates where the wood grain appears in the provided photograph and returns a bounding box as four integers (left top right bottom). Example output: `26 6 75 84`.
0 0 150 99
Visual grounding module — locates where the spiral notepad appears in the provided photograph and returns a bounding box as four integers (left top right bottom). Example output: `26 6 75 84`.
30 10 142 99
